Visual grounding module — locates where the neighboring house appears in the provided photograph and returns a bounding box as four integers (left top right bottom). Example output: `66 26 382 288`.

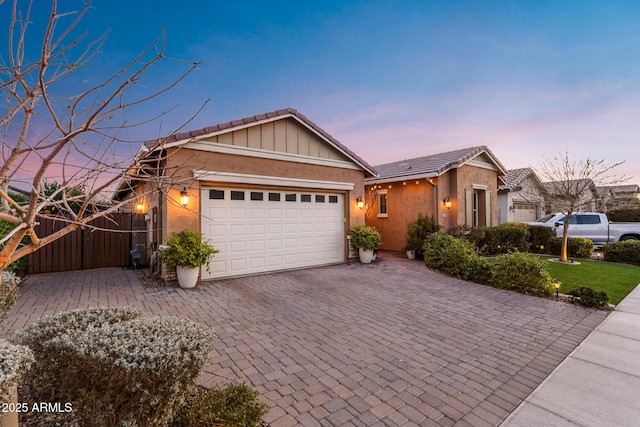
497 168 545 223
114 108 377 280
364 146 507 251
542 179 600 213
597 185 640 211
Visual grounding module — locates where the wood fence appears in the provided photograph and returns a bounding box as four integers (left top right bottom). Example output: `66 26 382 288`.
27 213 147 274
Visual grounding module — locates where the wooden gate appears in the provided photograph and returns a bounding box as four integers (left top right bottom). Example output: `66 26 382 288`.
27 213 146 274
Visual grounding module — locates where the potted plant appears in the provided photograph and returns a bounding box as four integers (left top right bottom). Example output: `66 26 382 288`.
402 235 422 260
405 214 438 260
350 225 382 264
159 230 219 288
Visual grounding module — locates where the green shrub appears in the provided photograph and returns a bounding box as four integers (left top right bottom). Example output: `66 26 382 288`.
491 252 555 297
568 286 610 309
176 383 269 427
602 240 640 265
607 209 640 222
527 226 556 254
447 225 486 246
500 222 529 230
423 234 491 284
404 214 438 253
547 237 594 259
350 225 382 251
0 339 33 424
480 226 529 255
18 307 215 427
160 230 219 270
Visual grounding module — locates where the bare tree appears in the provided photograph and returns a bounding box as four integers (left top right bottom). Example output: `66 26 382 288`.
0 1 205 277
534 149 626 262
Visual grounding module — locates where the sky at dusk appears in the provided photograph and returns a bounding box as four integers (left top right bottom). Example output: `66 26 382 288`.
4 0 640 183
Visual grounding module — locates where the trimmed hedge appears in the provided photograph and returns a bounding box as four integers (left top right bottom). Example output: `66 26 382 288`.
0 340 33 425
491 252 556 297
607 209 640 222
17 307 215 427
527 226 556 254
547 237 594 259
602 240 640 265
423 234 491 284
480 226 529 255
447 226 485 246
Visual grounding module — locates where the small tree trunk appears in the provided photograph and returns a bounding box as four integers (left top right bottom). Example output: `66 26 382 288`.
560 211 572 262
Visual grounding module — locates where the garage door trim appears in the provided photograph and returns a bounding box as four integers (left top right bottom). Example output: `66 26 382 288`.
194 170 354 191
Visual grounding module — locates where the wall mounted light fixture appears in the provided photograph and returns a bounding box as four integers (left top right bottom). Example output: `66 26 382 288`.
136 202 144 213
356 196 365 209
443 197 452 210
509 205 516 213
180 188 190 207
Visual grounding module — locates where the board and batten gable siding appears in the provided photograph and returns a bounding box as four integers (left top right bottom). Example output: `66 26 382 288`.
201 117 350 162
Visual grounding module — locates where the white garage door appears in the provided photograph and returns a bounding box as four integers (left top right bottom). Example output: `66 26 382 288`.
201 187 345 279
513 203 538 223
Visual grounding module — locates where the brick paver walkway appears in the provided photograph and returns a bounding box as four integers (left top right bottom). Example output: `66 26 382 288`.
1 252 607 426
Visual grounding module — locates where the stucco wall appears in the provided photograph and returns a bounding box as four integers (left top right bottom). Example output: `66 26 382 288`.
455 165 500 226
365 178 446 252
364 165 501 251
163 146 367 248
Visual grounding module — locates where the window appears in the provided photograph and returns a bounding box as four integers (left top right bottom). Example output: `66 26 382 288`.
269 192 281 201
209 190 224 200
301 194 311 202
377 190 388 218
285 194 297 202
578 214 601 225
250 192 263 201
329 195 338 203
315 195 325 203
231 191 245 200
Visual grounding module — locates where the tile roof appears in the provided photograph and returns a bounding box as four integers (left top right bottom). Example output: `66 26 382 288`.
499 167 537 191
367 145 506 183
143 107 377 176
597 184 640 197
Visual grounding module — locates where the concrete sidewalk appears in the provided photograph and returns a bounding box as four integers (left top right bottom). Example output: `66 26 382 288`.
501 284 640 427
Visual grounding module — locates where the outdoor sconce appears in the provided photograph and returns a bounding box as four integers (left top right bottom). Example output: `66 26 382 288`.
443 197 452 210
356 196 365 209
510 205 516 213
136 202 144 213
180 188 190 207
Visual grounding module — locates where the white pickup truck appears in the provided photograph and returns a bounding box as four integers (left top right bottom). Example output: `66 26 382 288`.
528 212 640 247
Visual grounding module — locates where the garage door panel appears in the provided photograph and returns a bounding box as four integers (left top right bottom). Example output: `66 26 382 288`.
250 224 265 235
249 239 265 252
284 238 298 248
268 255 283 267
230 207 247 218
201 187 344 279
268 223 282 234
230 258 247 272
230 224 246 235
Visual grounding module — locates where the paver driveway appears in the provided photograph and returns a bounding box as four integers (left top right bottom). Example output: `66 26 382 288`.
1 252 607 426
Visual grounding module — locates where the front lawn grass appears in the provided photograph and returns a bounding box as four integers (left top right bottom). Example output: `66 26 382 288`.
538 256 640 305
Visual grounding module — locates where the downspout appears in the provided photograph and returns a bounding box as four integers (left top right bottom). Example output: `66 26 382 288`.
427 178 438 227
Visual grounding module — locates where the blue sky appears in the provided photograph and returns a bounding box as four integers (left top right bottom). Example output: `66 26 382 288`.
5 0 640 183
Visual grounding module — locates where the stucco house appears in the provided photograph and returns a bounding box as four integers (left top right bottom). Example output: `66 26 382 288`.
364 146 507 251
114 108 377 280
497 168 546 223
597 184 640 211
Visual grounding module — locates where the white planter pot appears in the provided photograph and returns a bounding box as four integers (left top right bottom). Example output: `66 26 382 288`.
176 265 200 289
358 248 374 264
406 250 416 260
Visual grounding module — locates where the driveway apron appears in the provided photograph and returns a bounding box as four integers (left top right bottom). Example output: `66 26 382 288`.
1 252 607 426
